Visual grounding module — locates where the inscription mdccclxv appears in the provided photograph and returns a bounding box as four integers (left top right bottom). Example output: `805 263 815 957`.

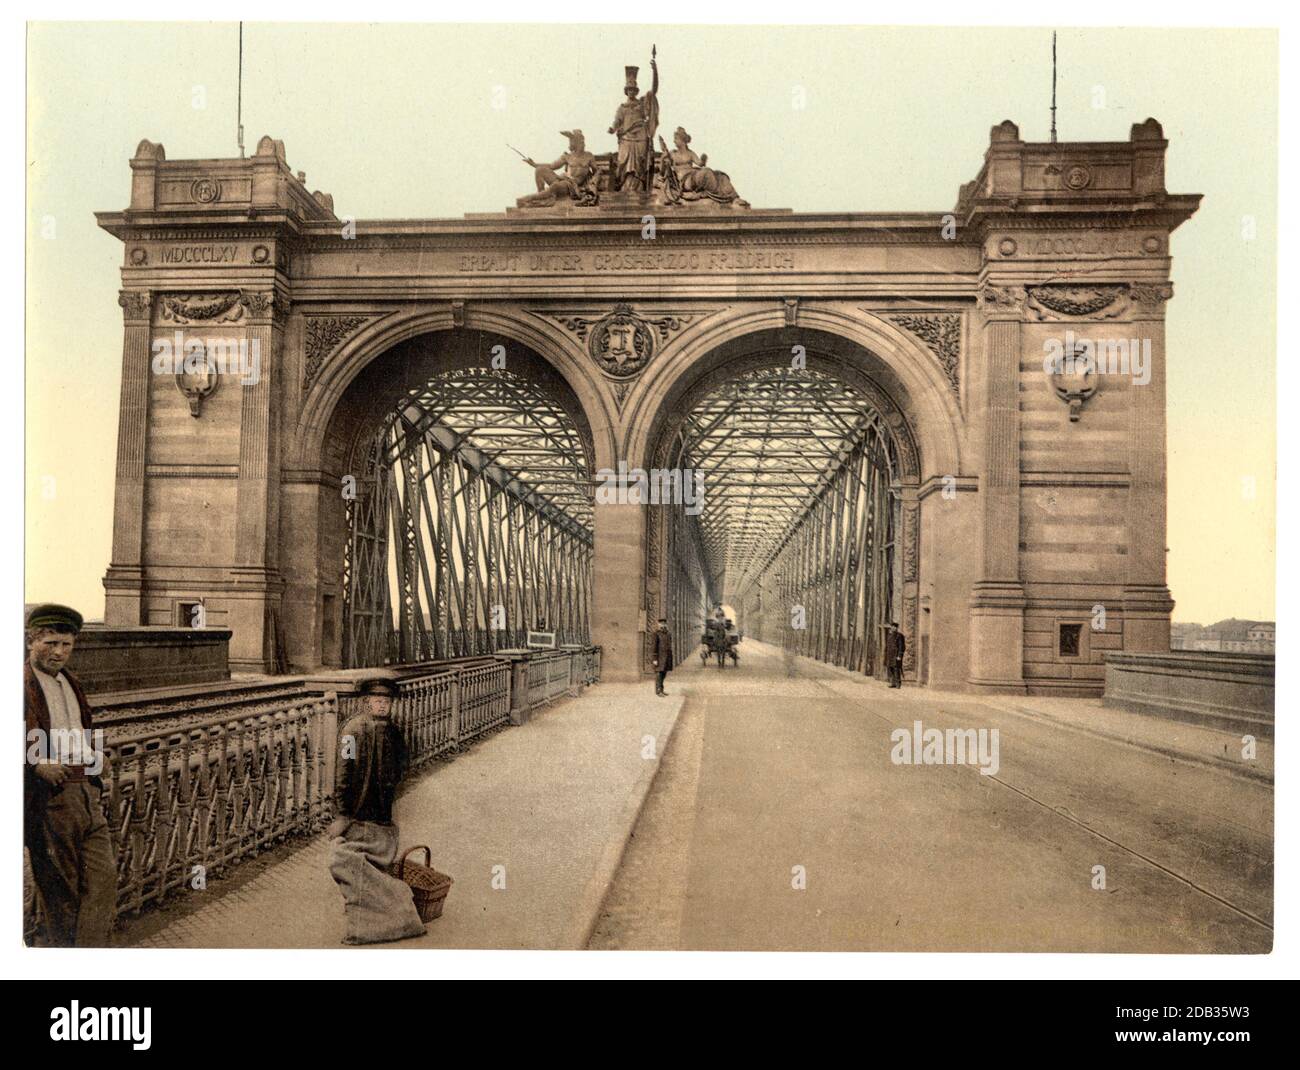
160 244 239 264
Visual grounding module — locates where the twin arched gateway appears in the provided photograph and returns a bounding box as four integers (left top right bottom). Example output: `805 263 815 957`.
98 119 1199 694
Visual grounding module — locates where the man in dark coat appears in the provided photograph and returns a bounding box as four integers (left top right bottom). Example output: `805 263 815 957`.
885 622 906 688
327 675 426 944
23 603 116 946
652 617 674 696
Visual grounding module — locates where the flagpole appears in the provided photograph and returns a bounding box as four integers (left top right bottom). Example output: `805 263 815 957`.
1050 31 1058 144
237 22 246 158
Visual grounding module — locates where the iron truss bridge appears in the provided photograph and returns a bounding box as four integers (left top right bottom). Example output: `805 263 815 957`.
667 364 900 675
343 367 593 667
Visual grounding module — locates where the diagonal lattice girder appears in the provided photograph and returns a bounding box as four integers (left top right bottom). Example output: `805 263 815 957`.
343 368 593 667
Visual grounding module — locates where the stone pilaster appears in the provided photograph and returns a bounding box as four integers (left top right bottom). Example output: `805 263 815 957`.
1123 285 1176 651
103 290 152 625
968 286 1027 692
590 501 645 682
229 290 287 670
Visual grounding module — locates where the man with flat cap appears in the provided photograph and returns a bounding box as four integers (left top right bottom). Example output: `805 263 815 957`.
326 675 426 944
23 603 116 946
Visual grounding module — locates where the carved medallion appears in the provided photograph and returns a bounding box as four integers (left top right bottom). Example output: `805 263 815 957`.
190 178 221 204
1063 165 1092 191
553 303 693 380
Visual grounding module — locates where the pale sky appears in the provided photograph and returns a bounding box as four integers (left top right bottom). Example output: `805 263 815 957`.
25 23 1276 626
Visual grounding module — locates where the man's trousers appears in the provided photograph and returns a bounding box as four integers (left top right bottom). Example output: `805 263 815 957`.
28 780 117 946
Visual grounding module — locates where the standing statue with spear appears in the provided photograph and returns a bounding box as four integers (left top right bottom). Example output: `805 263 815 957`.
609 45 659 194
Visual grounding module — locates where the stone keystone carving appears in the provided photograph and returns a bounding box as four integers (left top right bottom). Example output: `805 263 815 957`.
890 314 961 395
303 315 373 389
554 303 693 379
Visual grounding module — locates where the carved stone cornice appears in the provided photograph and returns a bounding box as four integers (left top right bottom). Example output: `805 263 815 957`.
300 229 975 253
116 226 286 243
890 313 960 395
118 290 152 324
302 314 373 388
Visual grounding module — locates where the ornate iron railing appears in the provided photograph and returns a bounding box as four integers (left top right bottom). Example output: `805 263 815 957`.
103 695 339 916
24 646 598 940
525 651 576 708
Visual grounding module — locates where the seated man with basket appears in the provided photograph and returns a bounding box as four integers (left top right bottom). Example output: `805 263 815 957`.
327 675 448 944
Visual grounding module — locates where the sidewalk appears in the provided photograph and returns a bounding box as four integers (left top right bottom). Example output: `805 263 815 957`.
117 681 684 949
809 657 1274 783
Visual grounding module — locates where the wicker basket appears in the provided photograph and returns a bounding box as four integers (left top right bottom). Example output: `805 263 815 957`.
392 846 453 923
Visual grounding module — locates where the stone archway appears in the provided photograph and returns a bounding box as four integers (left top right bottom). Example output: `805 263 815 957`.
636 327 932 681
279 321 606 671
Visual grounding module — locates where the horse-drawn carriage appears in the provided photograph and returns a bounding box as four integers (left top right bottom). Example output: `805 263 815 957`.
699 618 740 668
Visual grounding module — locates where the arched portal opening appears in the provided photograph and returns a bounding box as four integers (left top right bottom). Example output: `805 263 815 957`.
324 331 595 668
644 333 921 681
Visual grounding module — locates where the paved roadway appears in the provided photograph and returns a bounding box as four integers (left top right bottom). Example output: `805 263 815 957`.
115 639 1271 952
588 640 1273 953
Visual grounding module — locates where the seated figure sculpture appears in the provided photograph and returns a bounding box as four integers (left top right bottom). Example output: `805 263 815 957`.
658 127 748 207
516 130 599 208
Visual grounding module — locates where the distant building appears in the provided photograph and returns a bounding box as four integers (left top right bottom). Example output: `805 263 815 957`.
1171 618 1274 654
